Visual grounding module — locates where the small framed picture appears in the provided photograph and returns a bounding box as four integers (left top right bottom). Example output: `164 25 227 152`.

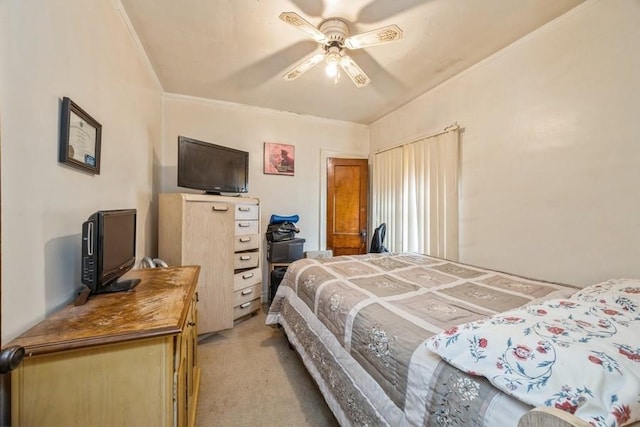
264 142 295 176
59 97 102 174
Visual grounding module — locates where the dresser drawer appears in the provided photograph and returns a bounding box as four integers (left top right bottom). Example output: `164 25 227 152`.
234 267 261 291
235 204 259 220
234 252 259 270
235 220 259 236
234 234 260 252
234 283 261 307
233 298 261 320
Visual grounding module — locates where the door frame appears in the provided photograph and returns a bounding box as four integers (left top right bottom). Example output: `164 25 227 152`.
319 149 368 251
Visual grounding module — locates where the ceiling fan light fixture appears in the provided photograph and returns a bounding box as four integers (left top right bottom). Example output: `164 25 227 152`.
279 11 402 88
325 57 339 77
325 46 341 83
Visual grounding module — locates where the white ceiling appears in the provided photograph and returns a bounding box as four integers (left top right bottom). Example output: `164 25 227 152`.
120 0 585 124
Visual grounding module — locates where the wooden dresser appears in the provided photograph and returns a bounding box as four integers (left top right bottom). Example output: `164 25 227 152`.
159 193 262 334
8 266 200 427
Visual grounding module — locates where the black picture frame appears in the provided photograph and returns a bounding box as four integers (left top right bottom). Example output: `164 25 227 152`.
59 97 102 174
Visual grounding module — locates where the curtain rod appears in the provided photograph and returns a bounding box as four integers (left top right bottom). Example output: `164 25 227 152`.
374 122 460 155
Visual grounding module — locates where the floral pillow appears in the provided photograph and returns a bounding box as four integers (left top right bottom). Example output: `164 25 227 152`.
571 279 640 312
425 298 640 427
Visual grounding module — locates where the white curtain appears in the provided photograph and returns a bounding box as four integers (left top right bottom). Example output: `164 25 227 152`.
372 127 459 259
372 147 403 251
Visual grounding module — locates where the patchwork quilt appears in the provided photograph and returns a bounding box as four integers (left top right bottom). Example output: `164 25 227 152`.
266 253 576 426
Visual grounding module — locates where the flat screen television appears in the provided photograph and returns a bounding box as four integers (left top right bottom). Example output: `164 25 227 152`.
81 209 140 296
177 136 249 195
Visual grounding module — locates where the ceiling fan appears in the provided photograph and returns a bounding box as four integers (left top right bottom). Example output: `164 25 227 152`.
279 12 403 88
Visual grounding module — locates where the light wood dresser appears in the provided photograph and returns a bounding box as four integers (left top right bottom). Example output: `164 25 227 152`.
159 193 262 334
8 265 201 427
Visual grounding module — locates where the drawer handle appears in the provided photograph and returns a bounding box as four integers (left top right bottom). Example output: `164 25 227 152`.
238 206 251 212
242 273 254 279
239 237 251 243
238 222 251 228
239 255 251 261
212 205 229 212
240 302 251 309
241 288 253 296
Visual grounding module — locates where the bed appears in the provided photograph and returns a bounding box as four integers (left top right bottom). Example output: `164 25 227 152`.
265 253 640 427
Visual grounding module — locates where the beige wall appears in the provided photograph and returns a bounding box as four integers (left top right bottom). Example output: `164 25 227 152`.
370 0 640 286
0 0 162 342
161 94 369 252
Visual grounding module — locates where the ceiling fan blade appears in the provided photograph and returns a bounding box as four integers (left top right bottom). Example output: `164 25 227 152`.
344 24 403 49
282 51 325 81
339 55 371 88
279 12 327 44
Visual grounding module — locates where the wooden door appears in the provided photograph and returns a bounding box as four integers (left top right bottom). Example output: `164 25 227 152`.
326 158 369 255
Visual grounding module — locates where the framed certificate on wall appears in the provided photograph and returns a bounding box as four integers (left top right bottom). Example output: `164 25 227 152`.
59 97 102 174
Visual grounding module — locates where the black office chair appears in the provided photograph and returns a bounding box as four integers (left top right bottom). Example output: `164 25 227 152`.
369 223 388 253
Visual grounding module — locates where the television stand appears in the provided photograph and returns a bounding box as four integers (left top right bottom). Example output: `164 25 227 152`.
7 266 201 427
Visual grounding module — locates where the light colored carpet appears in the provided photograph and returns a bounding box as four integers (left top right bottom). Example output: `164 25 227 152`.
195 306 340 427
